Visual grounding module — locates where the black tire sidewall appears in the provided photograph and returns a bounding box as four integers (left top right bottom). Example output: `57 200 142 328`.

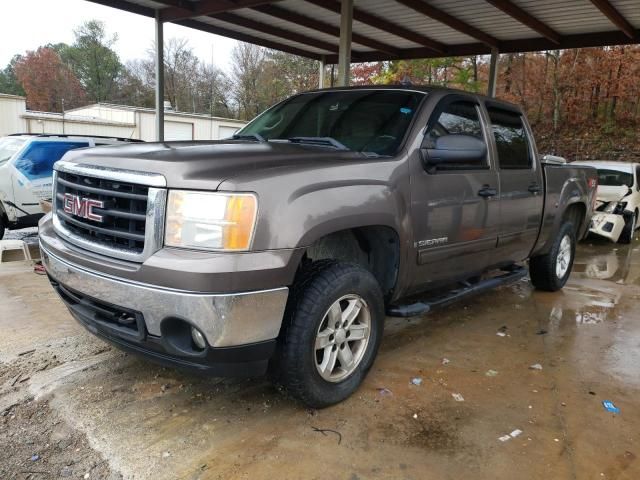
281 263 384 407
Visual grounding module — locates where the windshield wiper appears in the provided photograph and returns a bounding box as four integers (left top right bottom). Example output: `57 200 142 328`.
287 137 349 151
231 133 266 142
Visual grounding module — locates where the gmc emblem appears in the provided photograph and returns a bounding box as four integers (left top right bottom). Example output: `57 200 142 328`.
63 193 104 222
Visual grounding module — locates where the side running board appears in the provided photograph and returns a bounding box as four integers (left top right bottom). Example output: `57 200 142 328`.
386 265 527 318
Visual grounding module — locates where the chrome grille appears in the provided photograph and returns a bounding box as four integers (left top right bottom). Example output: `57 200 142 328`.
55 170 149 253
52 161 167 262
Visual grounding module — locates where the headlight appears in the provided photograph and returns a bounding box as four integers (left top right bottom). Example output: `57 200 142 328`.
165 190 257 251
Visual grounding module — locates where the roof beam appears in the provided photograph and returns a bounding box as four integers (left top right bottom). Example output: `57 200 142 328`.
588 0 636 39
395 0 498 48
213 11 339 53
252 4 400 57
484 0 561 45
161 1 280 22
305 0 445 54
177 18 322 59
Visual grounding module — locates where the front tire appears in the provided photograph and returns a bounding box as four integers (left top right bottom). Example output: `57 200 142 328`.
274 260 384 408
530 222 576 292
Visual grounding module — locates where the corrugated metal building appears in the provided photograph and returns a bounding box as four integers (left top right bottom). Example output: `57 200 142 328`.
0 94 246 140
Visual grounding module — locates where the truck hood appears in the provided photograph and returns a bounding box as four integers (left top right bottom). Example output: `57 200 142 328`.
596 185 630 203
58 140 366 190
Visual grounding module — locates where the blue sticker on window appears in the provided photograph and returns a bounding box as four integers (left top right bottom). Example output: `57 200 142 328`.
15 142 89 181
400 107 412 114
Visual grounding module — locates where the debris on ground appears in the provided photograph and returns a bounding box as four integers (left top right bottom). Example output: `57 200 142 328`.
485 370 499 377
162 451 171 458
498 429 524 442
602 401 620 414
452 393 465 402
536 329 548 335
496 326 508 337
529 363 543 370
411 377 423 386
412 413 418 419
441 358 450 365
311 426 342 445
377 387 392 397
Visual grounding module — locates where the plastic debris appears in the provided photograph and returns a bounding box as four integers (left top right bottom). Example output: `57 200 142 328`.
510 429 523 438
485 369 499 377
498 435 511 442
602 400 620 414
452 393 465 402
496 331 507 337
412 413 418 419
31 454 39 461
377 387 393 397
441 358 450 365
411 377 423 386
162 451 171 458
529 363 543 370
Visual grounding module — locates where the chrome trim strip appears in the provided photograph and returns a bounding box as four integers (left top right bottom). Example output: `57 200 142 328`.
52 168 167 263
54 161 167 187
41 244 289 347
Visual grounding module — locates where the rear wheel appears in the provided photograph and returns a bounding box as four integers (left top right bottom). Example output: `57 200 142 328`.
273 260 384 408
529 222 576 292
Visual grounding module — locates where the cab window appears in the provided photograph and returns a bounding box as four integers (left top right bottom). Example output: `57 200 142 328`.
487 107 532 169
423 100 487 169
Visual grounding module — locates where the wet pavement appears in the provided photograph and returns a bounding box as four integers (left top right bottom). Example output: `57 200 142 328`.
1 236 639 479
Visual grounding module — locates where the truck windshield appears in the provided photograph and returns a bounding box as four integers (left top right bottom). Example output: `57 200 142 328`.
597 168 633 187
237 90 425 156
0 137 26 166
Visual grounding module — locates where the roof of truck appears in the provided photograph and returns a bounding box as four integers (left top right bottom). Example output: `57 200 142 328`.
303 84 523 110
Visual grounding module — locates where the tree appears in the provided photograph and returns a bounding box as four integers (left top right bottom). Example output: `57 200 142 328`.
14 47 85 112
0 54 25 96
230 43 268 120
61 20 122 103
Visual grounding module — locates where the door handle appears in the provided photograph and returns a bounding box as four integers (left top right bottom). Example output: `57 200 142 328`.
477 185 497 198
528 183 541 194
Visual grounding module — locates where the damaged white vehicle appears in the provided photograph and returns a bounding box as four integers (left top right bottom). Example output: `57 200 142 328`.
574 161 640 244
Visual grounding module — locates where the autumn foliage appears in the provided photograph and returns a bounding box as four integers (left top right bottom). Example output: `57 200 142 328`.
14 47 85 112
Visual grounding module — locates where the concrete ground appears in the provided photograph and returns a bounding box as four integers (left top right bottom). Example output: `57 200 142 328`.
1 235 639 480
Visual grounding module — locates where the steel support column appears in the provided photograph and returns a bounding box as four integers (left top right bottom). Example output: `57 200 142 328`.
337 0 353 87
487 48 499 98
319 56 326 89
155 10 165 142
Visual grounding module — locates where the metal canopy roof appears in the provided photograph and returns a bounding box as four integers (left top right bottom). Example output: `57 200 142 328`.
89 0 639 61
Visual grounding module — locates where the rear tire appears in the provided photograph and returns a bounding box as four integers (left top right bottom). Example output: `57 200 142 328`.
273 260 384 408
529 222 576 292
619 212 636 244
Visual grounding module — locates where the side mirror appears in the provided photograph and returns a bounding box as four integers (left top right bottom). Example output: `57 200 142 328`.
420 134 487 169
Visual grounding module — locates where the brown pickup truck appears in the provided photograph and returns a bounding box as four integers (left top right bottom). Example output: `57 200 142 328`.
39 86 597 407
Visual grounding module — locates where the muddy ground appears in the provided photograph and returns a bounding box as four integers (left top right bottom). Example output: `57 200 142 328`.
1 234 639 479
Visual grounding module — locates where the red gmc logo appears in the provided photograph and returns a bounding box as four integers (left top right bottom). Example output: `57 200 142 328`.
63 193 104 222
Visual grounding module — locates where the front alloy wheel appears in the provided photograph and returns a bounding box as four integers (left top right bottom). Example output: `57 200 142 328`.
315 295 371 382
556 234 572 279
274 260 384 408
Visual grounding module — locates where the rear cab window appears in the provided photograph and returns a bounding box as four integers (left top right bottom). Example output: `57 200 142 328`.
486 107 532 169
14 141 89 180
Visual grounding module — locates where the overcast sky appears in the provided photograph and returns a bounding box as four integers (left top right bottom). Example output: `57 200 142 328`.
0 0 237 71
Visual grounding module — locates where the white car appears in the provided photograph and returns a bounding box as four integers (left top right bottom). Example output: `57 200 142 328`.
0 134 142 239
573 161 640 244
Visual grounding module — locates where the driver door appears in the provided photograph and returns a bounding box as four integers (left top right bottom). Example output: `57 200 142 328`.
408 95 500 290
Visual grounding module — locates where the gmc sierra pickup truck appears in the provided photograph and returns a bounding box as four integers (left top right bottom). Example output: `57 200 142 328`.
39 86 597 407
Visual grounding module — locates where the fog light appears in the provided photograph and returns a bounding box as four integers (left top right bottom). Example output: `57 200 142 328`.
191 327 207 350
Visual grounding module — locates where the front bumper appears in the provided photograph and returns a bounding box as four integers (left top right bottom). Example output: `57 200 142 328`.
589 212 625 242
41 244 289 376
